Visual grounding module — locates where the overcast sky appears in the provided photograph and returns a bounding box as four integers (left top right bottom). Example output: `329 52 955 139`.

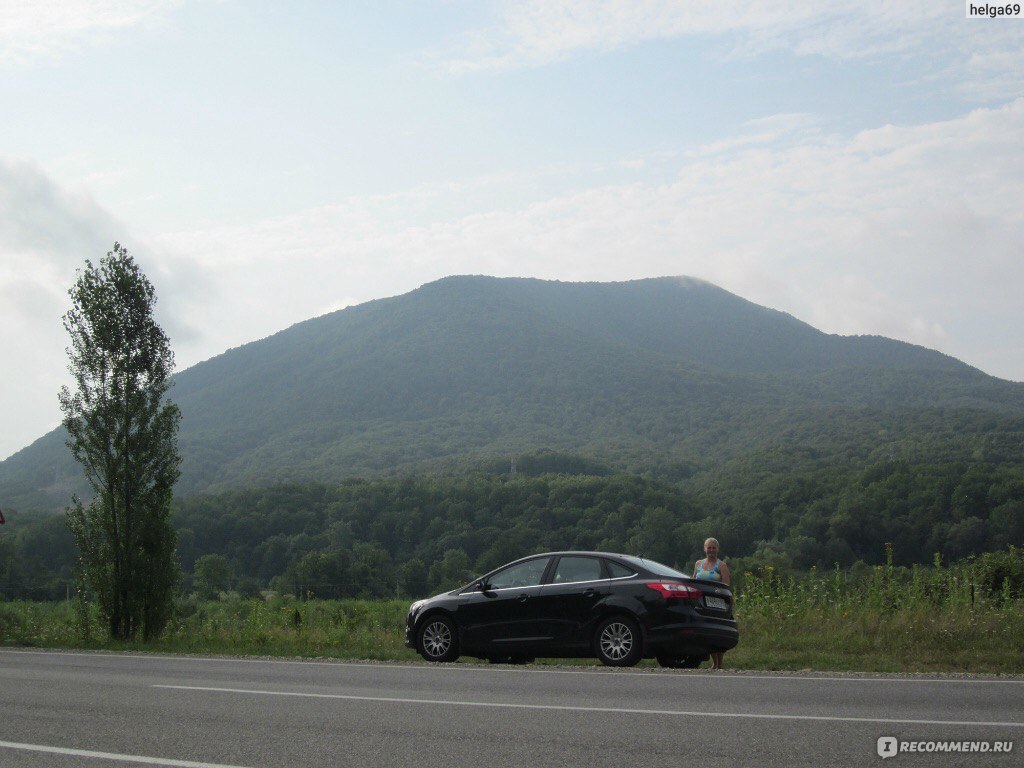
1 1 1022 461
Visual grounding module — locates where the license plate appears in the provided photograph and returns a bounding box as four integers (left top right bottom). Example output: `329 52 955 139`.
704 596 729 610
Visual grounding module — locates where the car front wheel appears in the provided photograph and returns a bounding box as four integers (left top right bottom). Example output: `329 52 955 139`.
418 615 459 662
594 615 643 667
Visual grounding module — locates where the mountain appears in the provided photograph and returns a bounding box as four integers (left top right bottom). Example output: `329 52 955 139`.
3 275 1023 513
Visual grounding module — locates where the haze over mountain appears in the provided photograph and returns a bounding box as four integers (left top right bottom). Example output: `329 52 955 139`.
3 275 1022 514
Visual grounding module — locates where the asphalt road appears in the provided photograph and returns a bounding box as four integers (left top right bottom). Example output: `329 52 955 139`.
0 650 1021 768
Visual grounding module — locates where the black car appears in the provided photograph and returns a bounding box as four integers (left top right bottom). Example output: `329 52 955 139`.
405 551 737 667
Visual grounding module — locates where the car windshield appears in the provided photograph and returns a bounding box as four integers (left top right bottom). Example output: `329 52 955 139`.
619 555 688 580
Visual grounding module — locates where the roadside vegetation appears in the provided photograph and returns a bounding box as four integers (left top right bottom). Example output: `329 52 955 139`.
2 545 1021 674
729 545 1024 673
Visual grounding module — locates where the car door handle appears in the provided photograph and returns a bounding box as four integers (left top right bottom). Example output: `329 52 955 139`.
583 589 596 597
517 594 530 602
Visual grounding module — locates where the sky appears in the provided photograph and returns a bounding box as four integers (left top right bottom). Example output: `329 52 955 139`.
1 0 1023 461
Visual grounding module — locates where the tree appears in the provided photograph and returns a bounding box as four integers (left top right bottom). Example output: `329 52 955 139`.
428 548 471 592
289 549 350 599
397 556 429 598
347 542 391 598
59 243 181 641
193 554 231 600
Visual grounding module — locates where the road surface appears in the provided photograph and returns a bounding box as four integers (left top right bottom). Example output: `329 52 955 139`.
0 650 1021 767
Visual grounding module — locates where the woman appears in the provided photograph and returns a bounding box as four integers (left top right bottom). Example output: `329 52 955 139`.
693 537 731 670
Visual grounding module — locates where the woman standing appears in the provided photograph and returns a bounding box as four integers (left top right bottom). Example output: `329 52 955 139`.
694 537 731 670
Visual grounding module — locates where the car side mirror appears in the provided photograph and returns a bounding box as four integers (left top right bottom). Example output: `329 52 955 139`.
477 580 491 592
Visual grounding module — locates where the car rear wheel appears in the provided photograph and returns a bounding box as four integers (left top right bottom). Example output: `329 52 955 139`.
594 616 643 667
418 615 459 662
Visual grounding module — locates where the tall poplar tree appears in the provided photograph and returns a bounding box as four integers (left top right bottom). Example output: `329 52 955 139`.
59 243 181 640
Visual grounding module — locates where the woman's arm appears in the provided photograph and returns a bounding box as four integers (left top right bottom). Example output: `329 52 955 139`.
719 561 731 586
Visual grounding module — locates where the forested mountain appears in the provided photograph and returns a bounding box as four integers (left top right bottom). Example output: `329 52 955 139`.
3 276 1024 598
2 275 1023 514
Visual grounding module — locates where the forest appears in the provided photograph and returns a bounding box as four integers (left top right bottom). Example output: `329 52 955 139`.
3 451 1021 602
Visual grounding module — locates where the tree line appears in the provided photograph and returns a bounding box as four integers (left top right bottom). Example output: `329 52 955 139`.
4 458 1021 602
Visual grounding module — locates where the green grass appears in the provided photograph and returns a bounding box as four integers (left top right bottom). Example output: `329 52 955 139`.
0 597 420 661
725 606 1024 673
721 546 1024 674
2 595 1022 674
3 548 1022 673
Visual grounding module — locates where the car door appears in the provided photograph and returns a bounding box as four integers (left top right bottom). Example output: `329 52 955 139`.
456 556 552 650
533 555 611 648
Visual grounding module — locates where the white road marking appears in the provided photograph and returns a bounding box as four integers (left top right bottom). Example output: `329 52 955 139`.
154 684 1024 728
0 740 251 768
3 649 1022 685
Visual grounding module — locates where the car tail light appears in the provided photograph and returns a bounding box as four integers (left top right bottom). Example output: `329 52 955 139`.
645 582 702 600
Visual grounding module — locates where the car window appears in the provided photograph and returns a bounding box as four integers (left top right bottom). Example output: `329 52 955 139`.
487 558 550 589
551 556 603 584
605 560 636 579
619 555 688 579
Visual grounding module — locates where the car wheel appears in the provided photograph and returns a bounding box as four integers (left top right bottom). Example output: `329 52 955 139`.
656 654 704 669
594 615 643 667
418 615 459 662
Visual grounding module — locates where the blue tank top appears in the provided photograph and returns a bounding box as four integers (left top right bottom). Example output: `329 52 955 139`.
695 558 723 581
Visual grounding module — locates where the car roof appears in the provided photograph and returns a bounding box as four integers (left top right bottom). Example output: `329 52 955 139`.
523 551 630 559
469 551 694 587
493 551 637 568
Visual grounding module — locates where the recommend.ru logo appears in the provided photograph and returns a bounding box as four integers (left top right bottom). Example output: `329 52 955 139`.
877 737 1014 758
878 737 899 759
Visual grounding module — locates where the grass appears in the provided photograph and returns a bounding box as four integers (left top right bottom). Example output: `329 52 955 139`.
3 596 1021 673
0 597 420 661
725 606 1024 673
725 545 1024 674
2 548 1023 674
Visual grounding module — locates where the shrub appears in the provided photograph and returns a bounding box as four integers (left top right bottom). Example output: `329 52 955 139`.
966 546 1024 601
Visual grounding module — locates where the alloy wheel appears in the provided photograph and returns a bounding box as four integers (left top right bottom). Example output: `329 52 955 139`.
421 620 453 659
599 621 634 661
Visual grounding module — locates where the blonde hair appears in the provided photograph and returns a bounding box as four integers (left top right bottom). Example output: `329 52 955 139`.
704 537 720 548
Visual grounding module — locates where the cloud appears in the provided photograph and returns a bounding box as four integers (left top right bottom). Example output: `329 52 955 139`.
0 156 122 289
0 0 188 64
963 45 1024 101
437 1 1024 99
438 1 928 71
154 99 1024 384
0 157 120 457
0 156 214 458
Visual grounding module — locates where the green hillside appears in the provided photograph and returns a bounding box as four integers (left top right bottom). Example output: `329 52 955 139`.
2 275 1023 514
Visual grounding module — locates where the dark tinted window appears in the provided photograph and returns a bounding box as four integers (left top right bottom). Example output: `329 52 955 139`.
605 560 636 579
551 556 603 584
620 555 688 579
487 558 550 589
